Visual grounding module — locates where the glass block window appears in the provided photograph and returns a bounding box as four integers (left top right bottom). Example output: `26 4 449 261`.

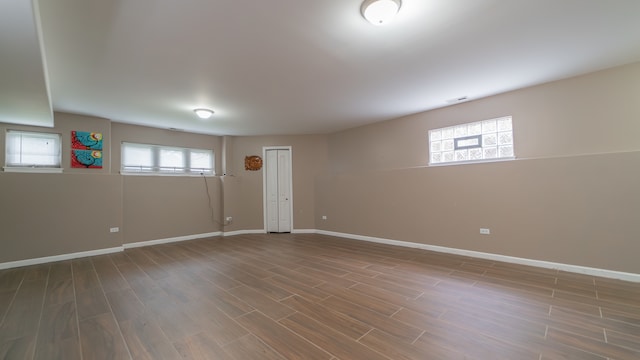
429 116 514 165
122 142 213 175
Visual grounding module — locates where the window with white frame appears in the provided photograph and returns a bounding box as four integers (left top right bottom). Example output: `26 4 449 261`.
429 116 514 165
121 142 214 175
4 130 62 171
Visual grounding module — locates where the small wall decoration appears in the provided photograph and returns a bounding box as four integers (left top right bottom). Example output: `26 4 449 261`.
71 150 103 168
71 131 103 168
245 155 263 171
71 131 103 150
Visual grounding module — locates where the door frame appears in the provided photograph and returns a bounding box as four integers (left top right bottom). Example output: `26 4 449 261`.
262 146 294 233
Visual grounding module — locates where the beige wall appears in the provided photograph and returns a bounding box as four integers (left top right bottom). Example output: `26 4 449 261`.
0 113 121 262
110 123 223 175
328 62 640 173
318 62 640 273
0 173 122 262
122 175 222 243
223 135 328 232
0 115 226 260
0 112 112 173
2 62 639 276
111 123 224 243
0 117 328 262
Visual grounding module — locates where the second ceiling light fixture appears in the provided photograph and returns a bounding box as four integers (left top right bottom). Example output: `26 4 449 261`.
361 0 402 26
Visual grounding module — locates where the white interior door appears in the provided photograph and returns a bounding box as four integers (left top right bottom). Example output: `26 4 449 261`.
265 149 291 233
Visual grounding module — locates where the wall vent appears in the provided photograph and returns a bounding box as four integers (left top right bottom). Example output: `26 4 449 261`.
446 96 469 104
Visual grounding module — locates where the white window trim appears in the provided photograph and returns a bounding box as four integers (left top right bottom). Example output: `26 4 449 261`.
428 157 515 167
2 167 64 173
121 142 215 176
119 171 213 177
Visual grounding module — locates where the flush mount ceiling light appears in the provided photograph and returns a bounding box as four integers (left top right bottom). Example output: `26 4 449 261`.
361 0 402 26
193 108 214 119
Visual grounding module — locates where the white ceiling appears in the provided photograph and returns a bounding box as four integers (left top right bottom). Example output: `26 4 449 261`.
2 0 640 135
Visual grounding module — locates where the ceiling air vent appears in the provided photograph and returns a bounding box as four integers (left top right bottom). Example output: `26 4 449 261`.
446 96 469 104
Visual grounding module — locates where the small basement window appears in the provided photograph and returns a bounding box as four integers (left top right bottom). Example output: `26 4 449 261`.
121 142 214 175
4 130 62 173
429 116 514 165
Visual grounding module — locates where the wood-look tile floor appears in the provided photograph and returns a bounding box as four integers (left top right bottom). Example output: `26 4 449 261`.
1 234 640 360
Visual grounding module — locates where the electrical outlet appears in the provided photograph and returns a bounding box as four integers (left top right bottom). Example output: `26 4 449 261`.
322 215 327 220
225 217 233 224
480 228 490 235
110 227 119 233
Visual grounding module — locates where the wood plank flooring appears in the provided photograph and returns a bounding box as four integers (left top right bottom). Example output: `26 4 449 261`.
1 233 640 359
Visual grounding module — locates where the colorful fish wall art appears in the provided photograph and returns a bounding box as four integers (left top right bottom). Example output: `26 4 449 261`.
71 150 103 168
71 131 103 168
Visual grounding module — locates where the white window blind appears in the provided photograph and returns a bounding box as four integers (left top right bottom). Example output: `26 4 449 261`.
5 130 62 168
190 150 213 173
159 148 185 173
122 143 154 172
121 142 213 175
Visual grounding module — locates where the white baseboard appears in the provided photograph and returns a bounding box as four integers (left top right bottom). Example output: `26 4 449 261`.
315 230 640 283
292 229 317 234
223 229 266 237
123 231 222 249
0 247 123 270
1 230 242 269
4 229 638 283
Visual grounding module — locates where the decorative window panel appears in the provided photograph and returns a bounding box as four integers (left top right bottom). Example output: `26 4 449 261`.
429 116 514 165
